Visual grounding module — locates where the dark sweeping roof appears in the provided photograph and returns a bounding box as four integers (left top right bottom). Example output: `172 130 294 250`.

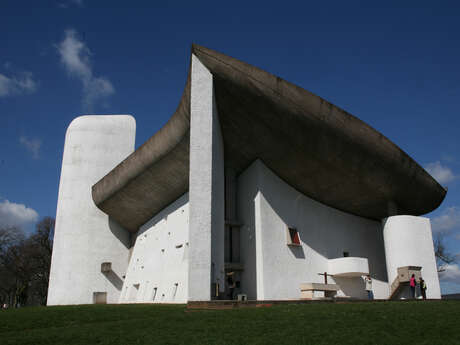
92 44 446 232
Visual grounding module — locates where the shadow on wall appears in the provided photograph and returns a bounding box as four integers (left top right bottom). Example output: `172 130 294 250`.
334 277 367 299
288 245 305 259
108 217 131 249
237 178 258 300
256 160 388 284
103 271 124 291
137 194 189 237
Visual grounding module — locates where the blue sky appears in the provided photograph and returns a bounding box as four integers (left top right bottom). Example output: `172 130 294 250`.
1 0 459 293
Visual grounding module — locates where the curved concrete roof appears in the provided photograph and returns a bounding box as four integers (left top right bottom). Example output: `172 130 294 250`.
92 44 446 232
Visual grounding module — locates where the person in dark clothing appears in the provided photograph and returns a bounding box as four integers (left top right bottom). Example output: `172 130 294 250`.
419 277 427 300
227 272 236 300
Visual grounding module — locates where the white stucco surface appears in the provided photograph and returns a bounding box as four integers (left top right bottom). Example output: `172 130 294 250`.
328 257 369 277
188 54 225 301
47 115 135 305
237 160 389 300
382 215 441 299
120 194 189 304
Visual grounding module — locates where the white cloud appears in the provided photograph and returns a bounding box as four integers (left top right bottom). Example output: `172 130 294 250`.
425 161 456 185
431 207 460 234
0 199 39 229
19 136 42 159
57 29 114 112
0 71 37 97
439 263 460 284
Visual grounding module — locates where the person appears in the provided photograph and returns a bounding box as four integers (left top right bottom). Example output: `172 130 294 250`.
363 274 373 300
419 277 427 300
410 274 417 299
226 271 236 300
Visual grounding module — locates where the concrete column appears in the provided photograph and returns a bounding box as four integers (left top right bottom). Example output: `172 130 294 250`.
47 115 135 305
382 215 441 299
188 55 225 301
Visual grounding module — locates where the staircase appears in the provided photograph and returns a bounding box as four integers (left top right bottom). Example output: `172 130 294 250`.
389 266 422 300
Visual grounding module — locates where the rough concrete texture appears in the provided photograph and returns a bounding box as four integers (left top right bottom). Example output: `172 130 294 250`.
47 115 135 305
91 45 446 232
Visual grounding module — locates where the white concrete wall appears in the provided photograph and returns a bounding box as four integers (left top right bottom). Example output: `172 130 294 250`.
237 160 389 300
328 257 369 277
48 115 135 305
120 194 189 304
236 162 260 299
382 215 441 299
188 54 225 301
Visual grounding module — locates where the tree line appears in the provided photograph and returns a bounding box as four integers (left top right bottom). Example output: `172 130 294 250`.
0 217 54 307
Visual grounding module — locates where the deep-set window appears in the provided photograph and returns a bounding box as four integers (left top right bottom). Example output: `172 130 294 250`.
287 227 301 246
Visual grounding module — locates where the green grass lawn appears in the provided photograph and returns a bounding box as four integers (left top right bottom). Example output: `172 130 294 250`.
0 301 459 345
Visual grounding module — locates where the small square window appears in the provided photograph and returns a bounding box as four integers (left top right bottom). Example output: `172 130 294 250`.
343 251 349 257
286 227 301 246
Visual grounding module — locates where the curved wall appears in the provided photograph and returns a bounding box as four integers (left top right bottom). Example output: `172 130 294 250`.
328 257 369 277
237 160 389 300
382 215 441 299
47 115 136 305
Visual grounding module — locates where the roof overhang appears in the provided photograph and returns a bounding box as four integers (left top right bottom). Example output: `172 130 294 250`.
92 44 446 232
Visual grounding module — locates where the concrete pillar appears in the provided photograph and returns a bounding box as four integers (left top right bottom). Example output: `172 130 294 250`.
47 115 135 305
382 215 441 299
188 54 225 301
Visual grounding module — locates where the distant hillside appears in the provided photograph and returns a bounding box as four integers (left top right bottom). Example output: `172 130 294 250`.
442 293 460 299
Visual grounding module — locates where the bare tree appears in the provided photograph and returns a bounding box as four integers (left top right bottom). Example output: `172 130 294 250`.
0 218 54 307
434 232 456 272
27 217 54 305
0 226 26 306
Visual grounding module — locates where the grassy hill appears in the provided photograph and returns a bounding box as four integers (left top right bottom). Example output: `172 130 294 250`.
1 301 459 345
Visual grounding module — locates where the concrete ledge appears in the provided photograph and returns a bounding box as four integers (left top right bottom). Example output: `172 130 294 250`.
328 257 369 277
300 283 340 291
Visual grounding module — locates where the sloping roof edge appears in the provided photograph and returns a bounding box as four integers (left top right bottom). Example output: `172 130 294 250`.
91 44 446 232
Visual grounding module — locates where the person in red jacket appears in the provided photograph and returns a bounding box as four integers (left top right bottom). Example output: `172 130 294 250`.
410 274 417 299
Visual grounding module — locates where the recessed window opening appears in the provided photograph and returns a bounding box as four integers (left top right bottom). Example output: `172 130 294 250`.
287 227 301 246
173 283 179 298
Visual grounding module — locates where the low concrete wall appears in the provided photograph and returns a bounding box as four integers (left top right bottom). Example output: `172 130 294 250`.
237 160 389 300
328 257 369 277
120 193 189 304
48 115 135 305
